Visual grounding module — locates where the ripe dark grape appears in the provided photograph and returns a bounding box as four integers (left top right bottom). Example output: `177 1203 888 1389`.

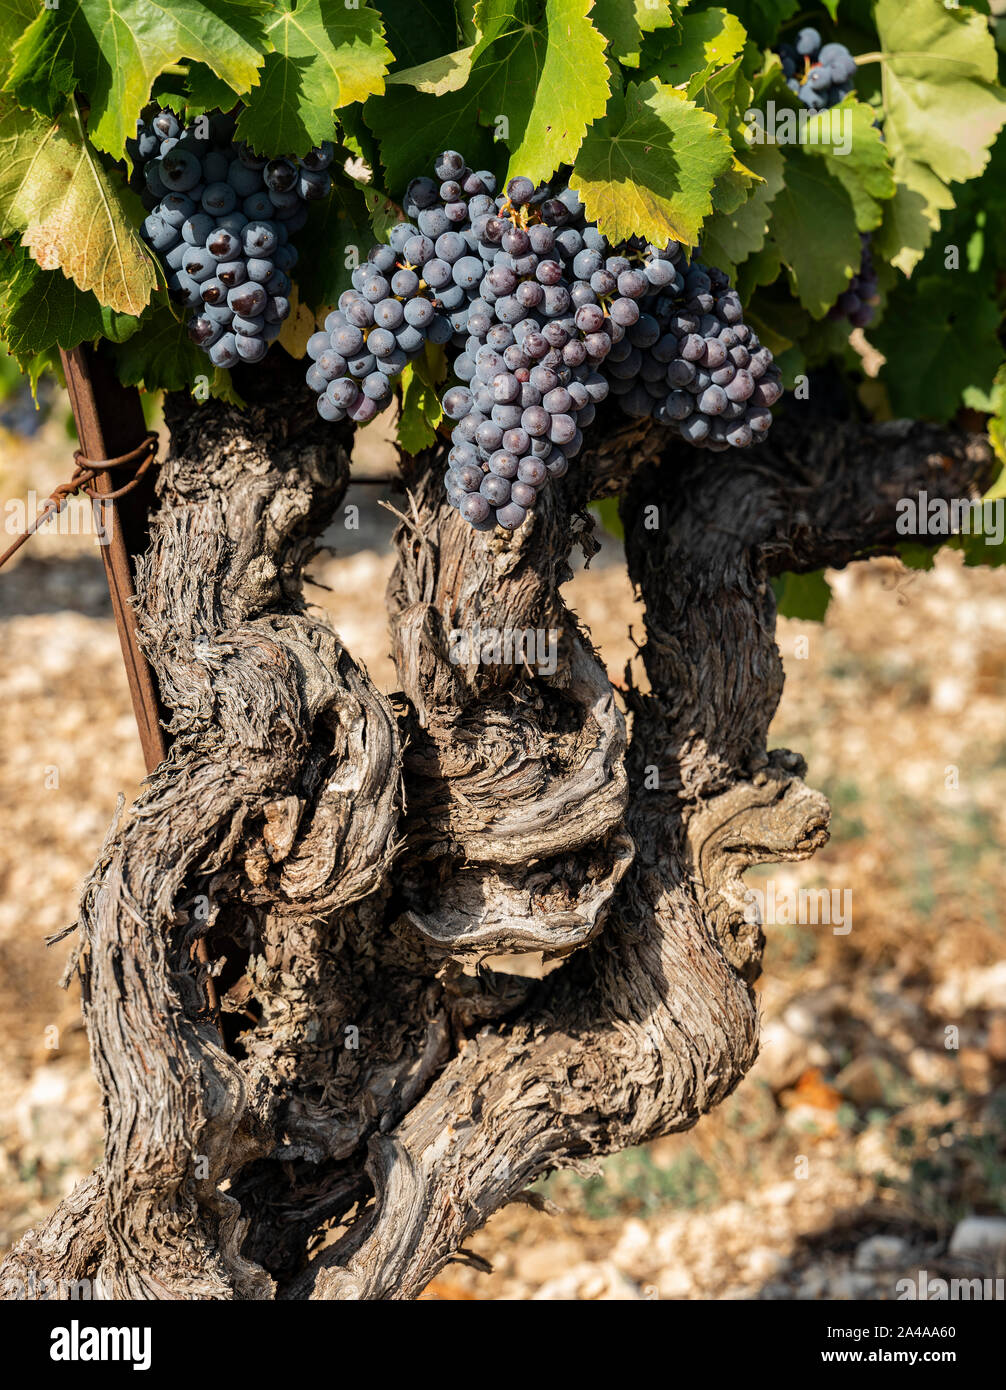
188 316 222 348
480 473 510 506
208 333 239 368
460 493 491 525
506 176 535 207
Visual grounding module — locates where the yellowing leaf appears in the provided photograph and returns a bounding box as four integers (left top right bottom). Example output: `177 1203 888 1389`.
571 80 732 247
0 99 156 316
386 46 476 95
8 0 270 158
278 284 316 358
645 7 747 87
0 242 138 369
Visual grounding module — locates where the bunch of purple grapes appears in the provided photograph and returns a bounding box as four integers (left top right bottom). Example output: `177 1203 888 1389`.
829 233 878 330
606 248 784 451
529 195 782 450
440 175 783 523
304 149 785 530
304 152 505 423
441 178 633 531
780 28 856 108
132 108 331 368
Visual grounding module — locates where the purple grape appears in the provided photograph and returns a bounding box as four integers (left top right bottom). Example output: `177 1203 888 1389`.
495 502 527 530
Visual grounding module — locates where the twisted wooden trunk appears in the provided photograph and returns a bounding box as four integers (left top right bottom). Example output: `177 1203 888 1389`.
0 356 993 1299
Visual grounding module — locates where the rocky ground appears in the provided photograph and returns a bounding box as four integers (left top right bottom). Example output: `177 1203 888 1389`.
1 406 1004 1300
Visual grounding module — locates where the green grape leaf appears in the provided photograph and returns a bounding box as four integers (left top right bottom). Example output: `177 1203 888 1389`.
896 462 1006 571
0 0 37 82
768 149 860 318
148 72 192 119
457 3 480 47
900 476 1006 571
640 7 747 88
365 0 610 195
337 104 383 174
0 350 24 401
800 100 895 233
745 282 811 354
294 178 375 314
183 62 244 118
701 145 785 278
872 179 947 278
798 312 858 367
589 496 624 541
236 0 392 157
109 299 237 400
873 0 1006 272
8 0 270 158
941 135 1006 280
715 0 798 48
593 0 673 70
872 272 1002 422
987 363 1006 469
772 342 806 392
397 342 446 453
897 542 936 572
736 240 782 302
955 526 1006 570
0 99 157 317
771 570 832 622
362 186 405 244
572 79 732 247
29 347 65 402
362 52 494 189
0 244 138 368
372 0 459 70
691 54 751 144
710 159 758 220
505 0 610 184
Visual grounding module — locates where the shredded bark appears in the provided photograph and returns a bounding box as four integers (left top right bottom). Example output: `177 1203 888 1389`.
0 360 993 1299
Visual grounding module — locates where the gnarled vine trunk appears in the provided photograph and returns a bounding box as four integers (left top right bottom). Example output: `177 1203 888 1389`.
0 357 994 1299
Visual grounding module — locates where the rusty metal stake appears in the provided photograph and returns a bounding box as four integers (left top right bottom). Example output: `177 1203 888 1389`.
59 345 167 776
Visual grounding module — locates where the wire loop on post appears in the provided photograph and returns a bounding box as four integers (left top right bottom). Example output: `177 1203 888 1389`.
0 432 159 571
